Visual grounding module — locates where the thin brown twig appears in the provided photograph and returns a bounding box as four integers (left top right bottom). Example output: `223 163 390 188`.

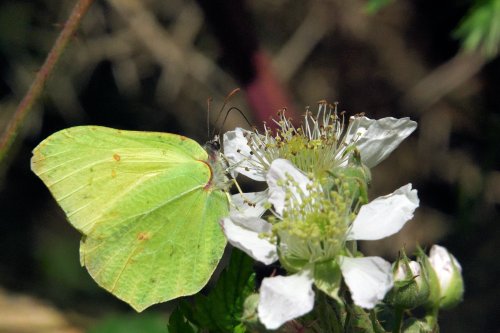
401 50 486 113
0 0 95 163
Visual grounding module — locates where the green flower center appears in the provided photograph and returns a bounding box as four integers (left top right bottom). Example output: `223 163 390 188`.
268 177 356 271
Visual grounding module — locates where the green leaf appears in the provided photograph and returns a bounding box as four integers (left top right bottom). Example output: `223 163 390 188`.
180 249 255 332
168 307 197 333
31 126 229 311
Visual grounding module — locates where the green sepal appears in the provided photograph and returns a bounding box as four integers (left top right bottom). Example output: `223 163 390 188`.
179 249 255 333
385 279 427 310
401 318 436 333
345 305 376 333
313 260 342 304
328 148 371 208
277 244 310 273
344 304 388 333
438 261 464 310
417 247 441 310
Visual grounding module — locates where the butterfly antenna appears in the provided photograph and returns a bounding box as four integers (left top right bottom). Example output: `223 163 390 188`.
212 106 253 139
206 96 213 140
212 88 241 135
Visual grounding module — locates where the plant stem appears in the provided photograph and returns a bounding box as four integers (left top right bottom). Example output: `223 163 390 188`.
392 307 404 333
424 306 439 329
0 0 95 163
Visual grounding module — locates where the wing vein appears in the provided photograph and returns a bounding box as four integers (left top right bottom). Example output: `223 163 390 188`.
83 183 203 255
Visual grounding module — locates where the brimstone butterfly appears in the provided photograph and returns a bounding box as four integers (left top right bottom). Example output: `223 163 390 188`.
31 126 231 311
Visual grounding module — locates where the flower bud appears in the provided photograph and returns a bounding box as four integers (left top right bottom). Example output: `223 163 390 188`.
385 252 429 309
427 245 464 309
329 148 371 207
241 293 268 332
241 293 260 324
402 318 434 333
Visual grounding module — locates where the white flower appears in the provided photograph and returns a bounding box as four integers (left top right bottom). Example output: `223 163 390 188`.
223 103 417 180
221 159 419 329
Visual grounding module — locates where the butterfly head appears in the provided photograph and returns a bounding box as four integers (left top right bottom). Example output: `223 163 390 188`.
203 135 232 192
205 135 221 152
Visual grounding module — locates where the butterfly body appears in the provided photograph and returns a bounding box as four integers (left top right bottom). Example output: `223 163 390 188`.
31 126 229 311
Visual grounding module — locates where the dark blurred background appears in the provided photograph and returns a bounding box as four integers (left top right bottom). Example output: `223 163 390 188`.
0 0 498 332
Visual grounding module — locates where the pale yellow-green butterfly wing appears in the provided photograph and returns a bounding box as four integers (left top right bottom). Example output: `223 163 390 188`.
31 126 228 311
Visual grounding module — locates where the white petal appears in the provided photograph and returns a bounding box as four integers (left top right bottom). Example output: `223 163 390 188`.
347 184 419 241
223 128 267 181
220 215 278 265
266 159 311 216
339 256 393 309
231 191 268 217
258 270 315 329
395 260 421 281
347 116 417 168
429 245 462 292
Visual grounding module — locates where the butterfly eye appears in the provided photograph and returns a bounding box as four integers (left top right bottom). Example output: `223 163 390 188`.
204 140 221 152
212 141 221 150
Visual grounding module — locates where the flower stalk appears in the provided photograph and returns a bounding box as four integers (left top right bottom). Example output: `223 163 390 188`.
392 307 404 333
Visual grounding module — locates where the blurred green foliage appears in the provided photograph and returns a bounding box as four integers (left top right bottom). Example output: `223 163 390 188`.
454 0 500 58
88 313 167 333
367 0 500 58
365 0 394 14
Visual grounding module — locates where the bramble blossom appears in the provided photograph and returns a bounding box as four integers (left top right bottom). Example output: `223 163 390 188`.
223 102 417 182
222 159 419 329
